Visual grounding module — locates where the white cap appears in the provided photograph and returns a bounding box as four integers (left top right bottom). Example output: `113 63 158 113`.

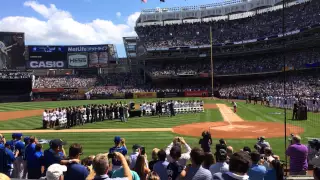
46 164 67 180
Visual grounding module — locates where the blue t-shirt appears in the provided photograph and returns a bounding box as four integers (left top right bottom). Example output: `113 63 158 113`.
264 169 276 180
109 146 127 166
0 147 16 169
64 163 89 180
0 144 4 149
28 151 44 169
25 143 36 161
44 149 64 170
248 164 267 180
15 140 25 157
153 160 169 180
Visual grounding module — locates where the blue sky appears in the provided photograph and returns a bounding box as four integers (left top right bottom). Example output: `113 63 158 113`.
0 0 222 57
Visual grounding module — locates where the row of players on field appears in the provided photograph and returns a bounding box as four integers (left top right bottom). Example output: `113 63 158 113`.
245 95 320 111
42 100 205 128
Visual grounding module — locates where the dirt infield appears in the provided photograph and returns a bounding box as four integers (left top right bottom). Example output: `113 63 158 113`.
172 103 304 139
203 104 218 109
0 110 43 121
172 122 304 139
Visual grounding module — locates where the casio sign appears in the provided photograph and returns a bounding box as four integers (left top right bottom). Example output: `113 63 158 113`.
29 61 65 68
68 54 88 67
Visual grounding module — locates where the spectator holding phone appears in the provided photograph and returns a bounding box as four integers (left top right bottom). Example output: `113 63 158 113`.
165 137 191 167
167 145 186 180
286 135 308 175
248 151 267 180
92 152 132 180
109 136 128 171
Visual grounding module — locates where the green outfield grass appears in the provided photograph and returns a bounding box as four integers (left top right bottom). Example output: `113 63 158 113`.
0 98 319 161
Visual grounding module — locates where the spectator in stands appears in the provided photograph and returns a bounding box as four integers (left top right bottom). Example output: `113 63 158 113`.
185 147 212 180
26 137 43 179
111 155 140 180
210 149 229 175
167 145 186 180
13 133 25 179
109 136 128 171
247 151 267 180
44 139 80 172
129 144 141 169
148 148 159 171
202 153 215 170
0 142 15 177
166 137 191 167
213 151 252 180
64 143 89 180
265 160 284 180
45 164 67 180
153 149 169 180
286 135 308 175
134 155 150 180
92 152 132 180
256 137 271 154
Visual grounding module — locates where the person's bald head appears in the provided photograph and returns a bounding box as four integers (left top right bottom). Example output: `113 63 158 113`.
227 146 233 155
0 173 10 180
292 135 301 144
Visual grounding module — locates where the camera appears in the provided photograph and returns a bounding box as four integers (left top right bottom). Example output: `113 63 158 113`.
308 139 320 151
108 153 116 159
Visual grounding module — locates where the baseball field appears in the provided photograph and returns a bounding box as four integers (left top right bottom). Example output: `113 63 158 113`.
0 98 318 161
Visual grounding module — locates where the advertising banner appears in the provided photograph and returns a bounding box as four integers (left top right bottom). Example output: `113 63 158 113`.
67 45 109 67
32 88 64 93
67 53 88 68
184 91 208 97
133 92 157 99
112 93 125 99
26 60 67 69
63 88 79 94
0 32 25 69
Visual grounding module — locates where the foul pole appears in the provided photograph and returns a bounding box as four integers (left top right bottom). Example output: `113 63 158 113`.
210 26 214 97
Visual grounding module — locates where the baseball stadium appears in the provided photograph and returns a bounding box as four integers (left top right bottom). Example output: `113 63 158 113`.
1 0 320 179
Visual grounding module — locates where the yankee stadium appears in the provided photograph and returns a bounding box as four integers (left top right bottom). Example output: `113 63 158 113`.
0 0 320 179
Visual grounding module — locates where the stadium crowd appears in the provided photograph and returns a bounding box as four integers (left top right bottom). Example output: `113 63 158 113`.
218 74 320 98
1 132 320 180
147 49 320 76
136 0 320 48
33 76 97 89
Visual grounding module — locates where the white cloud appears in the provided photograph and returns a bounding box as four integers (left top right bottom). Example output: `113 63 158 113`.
0 1 140 46
116 12 121 18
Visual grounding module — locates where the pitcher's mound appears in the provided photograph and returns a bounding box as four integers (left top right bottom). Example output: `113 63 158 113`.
172 122 304 139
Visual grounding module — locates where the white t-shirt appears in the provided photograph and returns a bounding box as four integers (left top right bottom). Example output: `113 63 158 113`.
43 112 48 121
51 113 56 121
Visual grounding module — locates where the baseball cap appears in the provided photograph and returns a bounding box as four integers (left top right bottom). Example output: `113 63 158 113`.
50 139 66 148
24 136 30 142
132 144 141 150
114 136 121 143
46 164 67 180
